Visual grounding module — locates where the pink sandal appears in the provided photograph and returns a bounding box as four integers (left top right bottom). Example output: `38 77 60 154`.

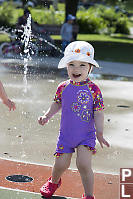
82 193 95 199
40 176 61 198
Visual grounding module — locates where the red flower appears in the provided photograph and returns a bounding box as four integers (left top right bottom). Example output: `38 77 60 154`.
86 52 90 56
75 49 80 53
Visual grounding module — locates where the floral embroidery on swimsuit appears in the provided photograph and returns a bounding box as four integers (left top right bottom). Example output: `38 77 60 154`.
71 90 91 122
59 145 64 150
71 103 81 112
81 109 91 122
78 92 90 104
83 105 87 109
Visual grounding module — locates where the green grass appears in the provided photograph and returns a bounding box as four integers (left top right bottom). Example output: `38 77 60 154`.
51 34 133 44
0 33 10 42
1 33 133 44
78 34 133 44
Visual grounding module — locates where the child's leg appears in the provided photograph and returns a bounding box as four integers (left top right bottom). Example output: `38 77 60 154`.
52 153 72 183
76 145 94 197
40 153 72 197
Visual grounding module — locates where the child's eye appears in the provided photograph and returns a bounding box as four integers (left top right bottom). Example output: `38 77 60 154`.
80 64 86 67
69 63 74 66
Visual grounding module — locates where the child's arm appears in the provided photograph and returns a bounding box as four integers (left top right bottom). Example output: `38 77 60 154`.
38 101 61 125
0 81 16 111
94 110 110 148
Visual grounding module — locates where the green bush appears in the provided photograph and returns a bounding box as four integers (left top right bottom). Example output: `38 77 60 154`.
77 5 129 34
31 6 64 25
0 2 15 27
77 8 107 34
115 17 129 34
98 6 129 34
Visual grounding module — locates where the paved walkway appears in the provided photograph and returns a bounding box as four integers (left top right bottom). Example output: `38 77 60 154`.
94 60 133 78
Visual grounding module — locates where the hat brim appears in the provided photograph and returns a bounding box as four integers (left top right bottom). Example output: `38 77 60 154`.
58 54 99 68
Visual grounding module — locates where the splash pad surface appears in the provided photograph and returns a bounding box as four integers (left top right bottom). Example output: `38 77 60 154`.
0 158 119 199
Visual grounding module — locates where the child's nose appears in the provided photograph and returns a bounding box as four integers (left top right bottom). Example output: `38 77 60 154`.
73 65 80 70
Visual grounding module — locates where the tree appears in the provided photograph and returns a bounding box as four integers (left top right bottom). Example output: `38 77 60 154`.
21 0 27 8
65 0 79 21
65 0 79 40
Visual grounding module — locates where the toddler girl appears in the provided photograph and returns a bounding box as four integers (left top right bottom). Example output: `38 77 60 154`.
38 41 110 199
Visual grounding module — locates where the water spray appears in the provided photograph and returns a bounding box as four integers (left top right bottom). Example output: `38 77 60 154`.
21 14 32 93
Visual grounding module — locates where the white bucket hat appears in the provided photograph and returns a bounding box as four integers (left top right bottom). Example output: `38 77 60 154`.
58 41 99 68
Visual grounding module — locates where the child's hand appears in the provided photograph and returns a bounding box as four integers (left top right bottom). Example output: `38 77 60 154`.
3 99 16 111
96 133 110 148
38 115 49 125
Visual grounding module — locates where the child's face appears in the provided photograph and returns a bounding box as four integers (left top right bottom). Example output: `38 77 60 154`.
67 60 91 82
68 19 74 24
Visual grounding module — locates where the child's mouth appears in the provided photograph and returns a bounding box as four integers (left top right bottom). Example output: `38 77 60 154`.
72 74 81 78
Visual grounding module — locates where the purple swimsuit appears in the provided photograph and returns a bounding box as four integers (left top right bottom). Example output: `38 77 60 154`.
54 78 104 155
